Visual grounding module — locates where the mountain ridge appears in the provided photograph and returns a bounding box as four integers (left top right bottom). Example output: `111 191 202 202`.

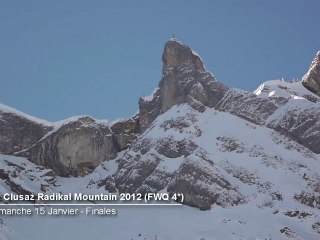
1 38 320 239
1 38 320 174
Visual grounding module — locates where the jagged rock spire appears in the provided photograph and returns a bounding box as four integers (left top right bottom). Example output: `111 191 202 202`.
162 38 205 74
139 38 228 131
303 51 320 95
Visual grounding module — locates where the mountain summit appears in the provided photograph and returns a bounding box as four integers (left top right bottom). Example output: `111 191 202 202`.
139 38 228 131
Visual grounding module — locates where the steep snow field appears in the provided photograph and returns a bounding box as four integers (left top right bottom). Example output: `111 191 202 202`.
1 98 320 239
254 80 319 101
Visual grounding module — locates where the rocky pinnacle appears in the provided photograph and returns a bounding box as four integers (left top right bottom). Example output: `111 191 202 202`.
139 38 228 131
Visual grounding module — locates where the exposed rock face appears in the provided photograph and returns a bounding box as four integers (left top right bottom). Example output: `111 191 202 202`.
217 80 320 154
0 104 140 177
0 105 53 155
110 115 140 151
303 51 320 95
20 117 117 176
160 39 226 110
216 89 279 125
0 154 57 204
20 116 140 176
139 38 228 131
167 157 244 210
266 102 320 154
109 105 246 210
105 97 320 212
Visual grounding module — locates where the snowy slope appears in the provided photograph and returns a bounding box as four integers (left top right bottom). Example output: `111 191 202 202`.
88 103 320 239
254 80 319 102
1 102 319 239
1 36 320 239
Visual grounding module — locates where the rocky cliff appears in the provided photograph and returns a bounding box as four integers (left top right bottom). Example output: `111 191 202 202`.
1 38 229 177
19 115 140 176
0 103 53 155
139 38 228 131
303 51 320 95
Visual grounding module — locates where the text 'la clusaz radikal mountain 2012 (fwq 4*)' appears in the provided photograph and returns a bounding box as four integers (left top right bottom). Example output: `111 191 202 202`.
0 38 320 239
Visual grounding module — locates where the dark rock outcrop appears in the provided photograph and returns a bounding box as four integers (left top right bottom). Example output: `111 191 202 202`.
216 89 279 125
139 38 228 131
0 155 57 204
110 104 245 210
0 107 140 177
0 105 53 155
167 158 244 210
303 51 320 95
113 150 244 210
216 80 320 154
266 103 320 154
20 116 140 176
110 115 140 151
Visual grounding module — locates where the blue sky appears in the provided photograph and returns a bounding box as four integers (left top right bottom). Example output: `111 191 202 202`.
0 0 319 121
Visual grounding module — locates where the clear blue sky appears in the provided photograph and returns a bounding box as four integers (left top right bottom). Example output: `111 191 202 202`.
1 0 319 121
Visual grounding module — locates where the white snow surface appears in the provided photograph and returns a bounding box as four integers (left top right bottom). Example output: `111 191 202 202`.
254 79 319 100
0 103 320 239
0 103 52 126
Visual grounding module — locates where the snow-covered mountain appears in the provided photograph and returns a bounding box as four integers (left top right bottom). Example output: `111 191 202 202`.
0 38 320 239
